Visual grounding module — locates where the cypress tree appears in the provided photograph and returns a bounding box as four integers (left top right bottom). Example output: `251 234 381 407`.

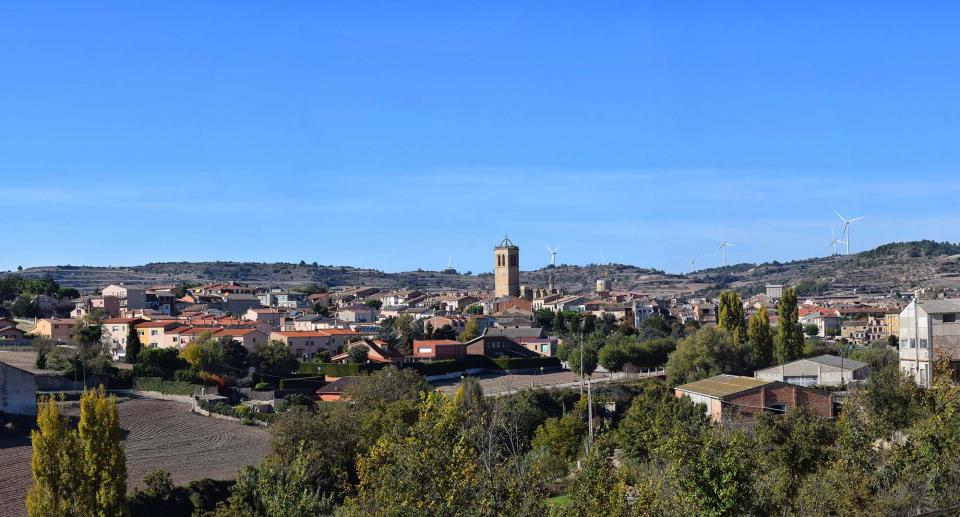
775 288 803 363
748 305 773 367
125 325 142 364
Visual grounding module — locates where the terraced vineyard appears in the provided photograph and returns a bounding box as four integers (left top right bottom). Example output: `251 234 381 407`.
0 398 268 517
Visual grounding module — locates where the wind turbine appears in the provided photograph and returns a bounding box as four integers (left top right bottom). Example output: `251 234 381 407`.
827 226 846 256
689 253 700 274
545 245 562 267
834 210 864 255
600 250 606 265
716 230 735 267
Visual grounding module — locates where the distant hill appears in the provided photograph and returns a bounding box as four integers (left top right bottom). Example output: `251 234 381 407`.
8 240 960 297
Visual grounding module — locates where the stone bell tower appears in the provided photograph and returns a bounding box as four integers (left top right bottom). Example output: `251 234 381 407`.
494 236 520 298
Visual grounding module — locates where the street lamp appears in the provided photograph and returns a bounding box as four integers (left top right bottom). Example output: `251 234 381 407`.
540 366 544 386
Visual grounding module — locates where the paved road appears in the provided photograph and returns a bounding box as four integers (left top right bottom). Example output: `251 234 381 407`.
431 368 665 397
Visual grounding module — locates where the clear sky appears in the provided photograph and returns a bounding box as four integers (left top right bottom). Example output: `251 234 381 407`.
1 2 958 275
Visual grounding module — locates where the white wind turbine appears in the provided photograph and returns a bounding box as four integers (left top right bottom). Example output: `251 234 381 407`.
834 210 864 255
689 252 700 273
827 226 846 256
716 229 735 267
545 245 562 267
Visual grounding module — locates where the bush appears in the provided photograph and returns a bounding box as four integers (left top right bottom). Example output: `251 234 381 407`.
491 357 561 371
278 376 325 390
254 382 272 391
134 377 201 396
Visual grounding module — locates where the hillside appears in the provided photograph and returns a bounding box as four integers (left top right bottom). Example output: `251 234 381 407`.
8 240 960 297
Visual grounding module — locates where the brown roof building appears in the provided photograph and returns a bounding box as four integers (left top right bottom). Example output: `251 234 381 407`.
674 374 834 423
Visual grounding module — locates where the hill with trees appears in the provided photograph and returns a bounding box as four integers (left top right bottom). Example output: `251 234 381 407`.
7 240 960 296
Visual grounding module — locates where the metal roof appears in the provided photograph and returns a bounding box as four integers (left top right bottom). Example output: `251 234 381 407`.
675 374 771 398
917 299 960 314
807 354 868 370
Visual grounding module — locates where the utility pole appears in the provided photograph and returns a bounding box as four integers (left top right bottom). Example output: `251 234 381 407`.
582 331 594 455
914 290 922 387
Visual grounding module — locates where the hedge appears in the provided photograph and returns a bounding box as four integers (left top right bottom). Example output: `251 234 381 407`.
298 362 387 377
298 356 561 379
491 357 561 371
278 376 326 390
133 377 202 396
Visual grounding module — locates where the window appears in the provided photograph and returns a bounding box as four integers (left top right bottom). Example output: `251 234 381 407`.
768 403 787 415
944 314 957 323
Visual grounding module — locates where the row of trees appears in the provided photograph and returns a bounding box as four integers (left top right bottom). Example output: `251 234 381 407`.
563 357 960 515
29 388 127 516
132 336 298 388
717 287 806 368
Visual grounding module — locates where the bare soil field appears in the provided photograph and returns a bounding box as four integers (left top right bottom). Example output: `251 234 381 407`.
0 398 269 517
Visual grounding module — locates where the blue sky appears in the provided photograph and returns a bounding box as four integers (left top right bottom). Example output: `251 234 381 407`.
1 2 958 275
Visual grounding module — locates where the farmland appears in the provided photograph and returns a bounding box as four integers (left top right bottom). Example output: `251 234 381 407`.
0 398 268 517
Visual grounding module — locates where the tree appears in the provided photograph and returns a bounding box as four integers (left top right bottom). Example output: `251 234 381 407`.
747 305 774 368
565 437 631 516
754 408 836 512
617 382 709 462
220 338 250 373
637 314 671 340
77 386 128 515
364 299 382 310
180 332 222 372
803 323 820 337
718 291 747 343
458 318 480 342
134 348 189 379
72 312 111 377
251 340 299 378
27 397 83 516
28 388 127 517
347 343 369 364
567 343 598 378
342 366 428 407
11 295 39 317
776 287 804 363
350 388 547 515
664 425 758 515
465 305 484 315
531 414 585 463
665 326 744 385
125 325 142 364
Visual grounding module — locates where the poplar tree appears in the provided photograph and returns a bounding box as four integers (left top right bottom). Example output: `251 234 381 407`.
27 388 127 517
27 397 83 516
748 305 774 367
718 291 747 343
776 288 803 363
78 386 128 516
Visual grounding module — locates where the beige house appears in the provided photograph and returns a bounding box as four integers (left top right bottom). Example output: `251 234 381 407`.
269 329 361 359
217 328 268 351
102 284 147 314
30 318 78 343
136 320 183 348
243 308 285 330
103 317 144 358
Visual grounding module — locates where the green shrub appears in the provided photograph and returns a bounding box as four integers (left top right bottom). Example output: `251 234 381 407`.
254 382 272 391
278 376 325 390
